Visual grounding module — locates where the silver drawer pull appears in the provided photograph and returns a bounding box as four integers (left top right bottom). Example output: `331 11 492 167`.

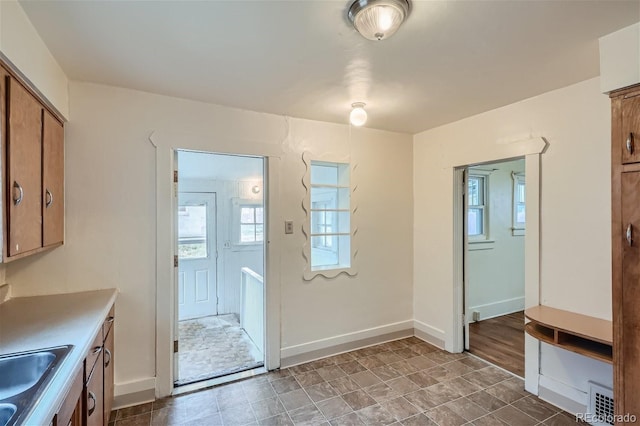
45 189 53 208
92 346 102 355
627 133 634 154
627 224 633 246
12 181 23 206
105 348 112 367
88 391 96 416
106 316 115 324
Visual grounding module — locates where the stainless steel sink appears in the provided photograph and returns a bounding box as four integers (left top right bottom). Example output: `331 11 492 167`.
0 346 72 426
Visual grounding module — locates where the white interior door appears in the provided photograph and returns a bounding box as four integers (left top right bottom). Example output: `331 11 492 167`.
178 192 218 321
463 168 471 351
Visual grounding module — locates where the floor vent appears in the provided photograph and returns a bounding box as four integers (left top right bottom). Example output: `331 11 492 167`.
587 381 614 426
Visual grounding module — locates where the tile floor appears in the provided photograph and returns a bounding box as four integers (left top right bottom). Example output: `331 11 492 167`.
177 314 263 385
111 337 581 426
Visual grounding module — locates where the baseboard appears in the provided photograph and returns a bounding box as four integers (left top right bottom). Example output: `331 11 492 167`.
280 320 414 368
469 296 525 321
113 377 156 409
413 320 446 349
538 375 588 415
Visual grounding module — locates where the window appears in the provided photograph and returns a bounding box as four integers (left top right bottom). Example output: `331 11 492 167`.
512 172 525 235
239 205 264 243
467 175 487 238
178 204 208 259
310 161 350 271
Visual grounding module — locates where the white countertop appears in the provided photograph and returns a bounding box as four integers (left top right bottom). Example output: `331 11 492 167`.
0 289 118 426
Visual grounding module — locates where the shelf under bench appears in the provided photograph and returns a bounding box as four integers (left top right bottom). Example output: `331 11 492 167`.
524 305 613 364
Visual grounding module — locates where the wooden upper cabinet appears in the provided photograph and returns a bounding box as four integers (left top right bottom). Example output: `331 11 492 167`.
42 110 64 247
6 76 42 256
621 95 640 164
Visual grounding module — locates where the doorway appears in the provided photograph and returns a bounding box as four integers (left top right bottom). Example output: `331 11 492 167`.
463 158 526 377
174 150 266 387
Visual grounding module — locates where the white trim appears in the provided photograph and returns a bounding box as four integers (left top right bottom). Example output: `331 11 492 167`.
153 131 282 398
452 137 546 395
538 375 588 414
113 377 156 409
280 320 413 359
413 320 447 349
468 296 525 321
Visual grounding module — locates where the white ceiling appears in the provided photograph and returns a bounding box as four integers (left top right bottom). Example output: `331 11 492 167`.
20 0 640 134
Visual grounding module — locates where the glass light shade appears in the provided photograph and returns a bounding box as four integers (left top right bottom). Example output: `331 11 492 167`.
349 0 410 41
350 104 367 126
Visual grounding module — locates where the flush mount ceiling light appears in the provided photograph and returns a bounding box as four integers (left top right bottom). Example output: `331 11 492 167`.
348 0 411 41
350 102 367 126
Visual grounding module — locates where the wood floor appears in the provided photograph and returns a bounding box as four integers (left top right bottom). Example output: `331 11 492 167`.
469 311 525 377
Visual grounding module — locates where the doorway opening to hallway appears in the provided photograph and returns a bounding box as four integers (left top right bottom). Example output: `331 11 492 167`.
174 150 266 387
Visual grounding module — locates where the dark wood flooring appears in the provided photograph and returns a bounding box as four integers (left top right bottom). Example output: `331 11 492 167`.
469 311 525 377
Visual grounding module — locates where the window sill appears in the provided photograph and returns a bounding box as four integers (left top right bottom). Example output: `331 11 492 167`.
468 239 495 251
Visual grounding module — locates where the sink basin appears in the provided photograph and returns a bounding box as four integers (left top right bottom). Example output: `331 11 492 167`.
0 352 56 400
0 405 16 426
0 346 72 426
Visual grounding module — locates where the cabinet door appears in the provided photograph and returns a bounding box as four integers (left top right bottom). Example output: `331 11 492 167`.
620 171 640 415
103 327 114 424
42 110 64 247
85 352 104 426
622 95 640 164
6 76 42 256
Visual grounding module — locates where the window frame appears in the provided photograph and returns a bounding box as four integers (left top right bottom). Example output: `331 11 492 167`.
231 198 264 249
302 152 358 280
467 172 489 242
512 172 526 236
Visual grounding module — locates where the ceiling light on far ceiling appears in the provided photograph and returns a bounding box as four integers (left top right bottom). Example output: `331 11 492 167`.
348 0 411 41
350 102 367 126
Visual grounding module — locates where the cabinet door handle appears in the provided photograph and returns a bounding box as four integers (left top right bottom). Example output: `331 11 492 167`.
12 181 23 206
87 391 96 416
105 348 112 367
627 133 635 154
92 346 102 355
45 189 53 208
106 316 115 324
627 224 633 246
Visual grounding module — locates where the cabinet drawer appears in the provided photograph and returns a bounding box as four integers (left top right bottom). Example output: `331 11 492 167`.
102 305 115 340
85 331 103 380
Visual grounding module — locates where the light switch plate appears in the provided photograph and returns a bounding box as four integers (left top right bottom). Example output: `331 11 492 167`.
285 221 294 234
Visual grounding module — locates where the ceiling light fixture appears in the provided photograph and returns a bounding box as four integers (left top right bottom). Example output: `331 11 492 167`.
348 0 411 41
350 102 367 126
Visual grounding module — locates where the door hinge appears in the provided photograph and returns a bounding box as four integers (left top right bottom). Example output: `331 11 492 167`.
173 340 178 353
174 255 178 267
173 170 178 183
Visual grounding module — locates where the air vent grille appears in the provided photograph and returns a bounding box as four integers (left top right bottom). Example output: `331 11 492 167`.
588 382 614 426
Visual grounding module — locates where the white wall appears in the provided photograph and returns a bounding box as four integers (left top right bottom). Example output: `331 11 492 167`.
0 0 69 118
467 159 525 320
7 82 414 398
599 22 640 93
414 77 611 409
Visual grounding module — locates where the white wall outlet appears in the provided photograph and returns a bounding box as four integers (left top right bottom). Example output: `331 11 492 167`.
285 221 294 234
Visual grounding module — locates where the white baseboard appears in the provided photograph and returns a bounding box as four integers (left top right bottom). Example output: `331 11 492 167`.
113 377 156 409
469 296 525 321
280 320 414 368
413 320 446 349
538 375 588 415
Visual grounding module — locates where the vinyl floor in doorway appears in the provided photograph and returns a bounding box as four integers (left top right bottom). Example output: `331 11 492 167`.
469 311 525 377
110 336 577 426
177 314 263 385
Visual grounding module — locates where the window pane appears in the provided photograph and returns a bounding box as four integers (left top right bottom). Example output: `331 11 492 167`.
468 177 484 206
255 224 264 242
516 204 526 223
311 163 338 186
240 224 256 242
240 207 255 224
178 204 207 259
255 207 264 224
517 182 525 203
311 211 350 234
468 208 483 236
311 187 338 208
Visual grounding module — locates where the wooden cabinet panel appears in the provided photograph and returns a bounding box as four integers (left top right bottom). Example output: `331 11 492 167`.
55 366 82 426
6 76 42 256
42 110 64 247
103 327 114 424
84 351 104 426
620 171 640 416
622 95 640 164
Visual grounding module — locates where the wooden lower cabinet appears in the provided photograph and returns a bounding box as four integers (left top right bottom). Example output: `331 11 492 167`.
84 350 104 426
54 365 83 426
103 322 114 423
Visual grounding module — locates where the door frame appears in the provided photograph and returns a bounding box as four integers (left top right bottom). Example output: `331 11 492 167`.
451 138 546 395
153 132 283 399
